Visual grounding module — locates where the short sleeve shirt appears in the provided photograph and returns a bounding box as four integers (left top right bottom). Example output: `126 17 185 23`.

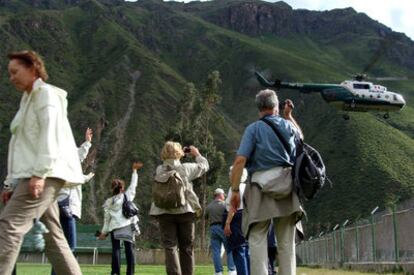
205 199 226 225
237 115 298 173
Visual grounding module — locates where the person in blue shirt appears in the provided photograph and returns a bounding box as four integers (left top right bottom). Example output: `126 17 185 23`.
229 89 304 275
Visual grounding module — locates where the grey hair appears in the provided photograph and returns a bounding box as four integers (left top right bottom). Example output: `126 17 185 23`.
255 89 279 111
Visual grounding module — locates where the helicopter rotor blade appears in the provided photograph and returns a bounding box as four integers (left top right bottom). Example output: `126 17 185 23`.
255 71 276 87
362 33 399 74
369 76 409 81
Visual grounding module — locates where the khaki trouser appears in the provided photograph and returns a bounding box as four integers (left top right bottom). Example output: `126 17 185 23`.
0 178 82 275
157 213 195 275
248 214 296 275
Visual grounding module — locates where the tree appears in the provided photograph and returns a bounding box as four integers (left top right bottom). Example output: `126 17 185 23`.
166 71 226 249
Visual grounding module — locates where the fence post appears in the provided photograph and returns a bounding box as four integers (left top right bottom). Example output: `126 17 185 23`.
355 223 359 263
370 214 376 262
340 220 349 265
332 224 339 264
325 236 329 263
370 206 379 262
333 232 336 263
340 226 344 264
305 240 309 265
392 204 399 262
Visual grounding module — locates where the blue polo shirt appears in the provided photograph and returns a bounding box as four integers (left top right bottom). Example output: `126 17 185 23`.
237 115 298 173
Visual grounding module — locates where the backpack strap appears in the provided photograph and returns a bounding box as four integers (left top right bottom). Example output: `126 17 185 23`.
260 117 291 155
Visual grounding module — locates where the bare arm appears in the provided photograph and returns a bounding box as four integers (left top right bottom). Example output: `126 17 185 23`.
77 128 93 162
230 156 247 211
125 162 143 200
231 156 247 191
224 208 236 236
184 146 209 181
283 99 304 140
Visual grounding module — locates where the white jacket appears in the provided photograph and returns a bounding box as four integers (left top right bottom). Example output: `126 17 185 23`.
101 172 138 234
5 78 84 186
57 141 92 219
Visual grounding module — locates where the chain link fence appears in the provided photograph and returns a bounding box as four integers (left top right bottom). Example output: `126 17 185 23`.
297 200 414 266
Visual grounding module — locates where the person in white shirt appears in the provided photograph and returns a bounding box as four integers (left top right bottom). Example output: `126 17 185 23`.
0 50 84 275
51 128 94 275
98 162 143 275
224 167 250 275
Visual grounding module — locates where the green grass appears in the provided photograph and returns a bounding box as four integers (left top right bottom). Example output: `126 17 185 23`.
1 0 414 243
14 263 402 275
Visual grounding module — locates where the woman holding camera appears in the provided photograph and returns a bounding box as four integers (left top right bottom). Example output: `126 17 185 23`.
0 50 84 274
150 141 209 275
98 161 143 275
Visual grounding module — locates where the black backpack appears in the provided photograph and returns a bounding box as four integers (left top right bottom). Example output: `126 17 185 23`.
292 139 327 200
260 118 328 200
122 194 139 218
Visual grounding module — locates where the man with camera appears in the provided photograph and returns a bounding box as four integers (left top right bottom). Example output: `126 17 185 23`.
230 90 303 275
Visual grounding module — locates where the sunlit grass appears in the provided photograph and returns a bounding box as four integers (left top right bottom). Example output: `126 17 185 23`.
14 263 402 275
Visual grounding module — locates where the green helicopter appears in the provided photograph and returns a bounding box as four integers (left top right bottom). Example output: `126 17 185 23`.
255 72 406 120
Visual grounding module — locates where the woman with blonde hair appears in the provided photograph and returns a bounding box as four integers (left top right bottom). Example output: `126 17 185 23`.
150 141 209 275
0 50 84 274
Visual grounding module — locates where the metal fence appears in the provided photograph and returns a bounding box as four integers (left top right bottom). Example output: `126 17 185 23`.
296 203 414 265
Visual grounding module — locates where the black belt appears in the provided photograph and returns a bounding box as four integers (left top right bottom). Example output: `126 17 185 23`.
210 222 221 226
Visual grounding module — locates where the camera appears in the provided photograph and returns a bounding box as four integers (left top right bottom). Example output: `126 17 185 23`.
183 147 191 154
279 100 294 111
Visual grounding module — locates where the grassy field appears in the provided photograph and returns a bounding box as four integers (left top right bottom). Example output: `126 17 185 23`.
14 263 402 275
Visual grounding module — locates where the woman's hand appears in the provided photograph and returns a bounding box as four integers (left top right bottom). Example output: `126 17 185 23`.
189 146 201 157
1 191 13 205
132 161 143 171
98 232 107 240
29 176 45 199
85 128 93 143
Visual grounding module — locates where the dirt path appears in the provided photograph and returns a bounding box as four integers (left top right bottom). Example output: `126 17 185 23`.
86 66 140 222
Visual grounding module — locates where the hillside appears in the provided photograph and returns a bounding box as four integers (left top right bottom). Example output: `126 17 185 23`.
0 0 413 241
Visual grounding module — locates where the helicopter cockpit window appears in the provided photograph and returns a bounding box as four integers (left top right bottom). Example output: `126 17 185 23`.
393 95 397 100
353 83 370 90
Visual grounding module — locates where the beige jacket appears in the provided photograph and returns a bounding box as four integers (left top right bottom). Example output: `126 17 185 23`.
242 167 303 238
5 78 84 187
149 155 209 217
